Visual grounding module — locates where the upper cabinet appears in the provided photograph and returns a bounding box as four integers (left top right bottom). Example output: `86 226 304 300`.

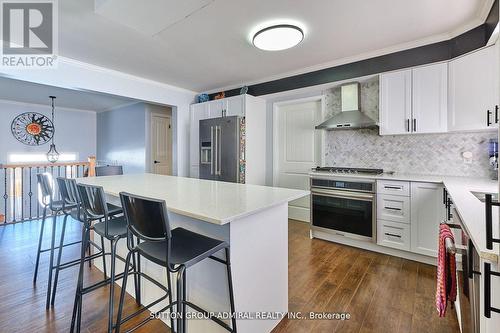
379 63 448 135
412 63 448 133
379 69 412 135
448 43 499 132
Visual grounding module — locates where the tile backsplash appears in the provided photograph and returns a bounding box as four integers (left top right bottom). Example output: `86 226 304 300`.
323 78 498 178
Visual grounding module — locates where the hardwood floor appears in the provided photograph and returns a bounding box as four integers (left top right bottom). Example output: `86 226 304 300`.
0 218 459 333
272 221 460 333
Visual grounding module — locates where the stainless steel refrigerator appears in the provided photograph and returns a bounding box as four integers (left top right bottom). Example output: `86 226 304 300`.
199 116 245 183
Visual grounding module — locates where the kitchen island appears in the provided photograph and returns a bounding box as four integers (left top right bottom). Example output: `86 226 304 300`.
78 173 309 333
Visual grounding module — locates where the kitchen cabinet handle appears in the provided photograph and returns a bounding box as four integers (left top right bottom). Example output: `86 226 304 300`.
384 206 401 211
406 119 410 132
412 119 416 132
447 198 452 220
384 186 402 190
443 188 447 205
495 105 499 124
384 232 402 238
487 110 492 126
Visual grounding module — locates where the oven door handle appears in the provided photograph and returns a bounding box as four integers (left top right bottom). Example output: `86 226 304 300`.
311 188 375 201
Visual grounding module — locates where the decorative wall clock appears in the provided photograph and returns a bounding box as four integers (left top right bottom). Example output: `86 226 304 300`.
11 112 54 146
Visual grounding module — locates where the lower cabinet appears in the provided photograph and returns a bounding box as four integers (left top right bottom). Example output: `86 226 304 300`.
377 220 411 251
377 180 445 257
410 182 445 257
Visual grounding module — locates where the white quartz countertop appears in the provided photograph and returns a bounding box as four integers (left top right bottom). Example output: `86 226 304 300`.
77 174 309 225
310 171 499 261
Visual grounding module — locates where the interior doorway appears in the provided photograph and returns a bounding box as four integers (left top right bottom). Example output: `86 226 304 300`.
150 112 173 175
273 96 324 222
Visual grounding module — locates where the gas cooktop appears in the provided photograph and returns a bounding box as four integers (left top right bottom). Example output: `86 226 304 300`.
312 167 384 175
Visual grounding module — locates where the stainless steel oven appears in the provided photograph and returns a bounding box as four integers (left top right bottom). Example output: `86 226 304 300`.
310 177 376 242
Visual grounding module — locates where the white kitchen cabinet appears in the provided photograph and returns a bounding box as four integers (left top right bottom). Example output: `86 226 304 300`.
412 63 448 133
208 99 224 118
379 69 412 135
377 180 410 196
225 95 245 117
189 102 210 170
410 182 446 257
377 194 410 224
377 219 411 251
448 43 499 132
379 62 448 135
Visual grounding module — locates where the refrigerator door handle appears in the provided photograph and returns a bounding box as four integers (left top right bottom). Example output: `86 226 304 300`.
218 126 222 175
210 126 214 175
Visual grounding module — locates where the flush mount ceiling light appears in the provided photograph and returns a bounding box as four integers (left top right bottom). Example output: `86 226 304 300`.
252 24 304 51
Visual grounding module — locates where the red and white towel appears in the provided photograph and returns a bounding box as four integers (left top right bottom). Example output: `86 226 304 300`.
436 223 457 317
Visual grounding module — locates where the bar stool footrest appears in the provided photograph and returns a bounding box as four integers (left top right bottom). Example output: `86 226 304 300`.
184 301 235 332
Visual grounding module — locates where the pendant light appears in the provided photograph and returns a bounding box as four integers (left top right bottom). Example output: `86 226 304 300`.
46 96 59 163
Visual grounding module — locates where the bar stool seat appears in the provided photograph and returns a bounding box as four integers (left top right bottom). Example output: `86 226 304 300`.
137 227 228 268
93 216 128 239
107 203 123 216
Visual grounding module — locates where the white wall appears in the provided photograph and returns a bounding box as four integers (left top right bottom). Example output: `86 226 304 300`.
0 56 196 176
0 99 96 164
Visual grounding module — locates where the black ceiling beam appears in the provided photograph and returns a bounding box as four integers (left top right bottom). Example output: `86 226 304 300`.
209 0 498 99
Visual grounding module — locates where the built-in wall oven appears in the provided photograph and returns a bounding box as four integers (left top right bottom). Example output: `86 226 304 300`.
310 177 376 242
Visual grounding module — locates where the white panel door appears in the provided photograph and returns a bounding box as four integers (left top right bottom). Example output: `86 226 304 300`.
412 63 448 133
379 69 412 135
151 115 172 175
410 182 446 257
448 43 499 131
275 99 322 222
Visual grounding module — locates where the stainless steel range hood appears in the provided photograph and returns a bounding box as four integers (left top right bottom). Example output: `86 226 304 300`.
315 82 378 130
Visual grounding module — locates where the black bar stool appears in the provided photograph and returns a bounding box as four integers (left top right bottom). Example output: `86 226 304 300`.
49 177 111 306
116 192 237 333
34 173 80 309
70 183 138 333
95 165 124 177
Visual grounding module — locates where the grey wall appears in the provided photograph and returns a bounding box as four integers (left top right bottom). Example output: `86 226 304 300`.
0 99 96 163
97 103 147 173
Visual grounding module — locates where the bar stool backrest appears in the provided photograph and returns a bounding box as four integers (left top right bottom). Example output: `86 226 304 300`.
57 177 80 207
95 165 123 177
76 183 109 222
37 173 54 208
119 192 172 247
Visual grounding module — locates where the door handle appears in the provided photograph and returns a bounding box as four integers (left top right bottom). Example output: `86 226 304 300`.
412 118 416 132
154 160 160 164
495 105 499 124
406 119 410 132
487 110 492 126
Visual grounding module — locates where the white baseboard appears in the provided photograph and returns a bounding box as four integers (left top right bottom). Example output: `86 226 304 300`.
289 205 310 223
311 228 437 266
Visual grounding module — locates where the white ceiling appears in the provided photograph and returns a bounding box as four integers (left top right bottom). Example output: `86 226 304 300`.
57 0 491 92
0 77 137 112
